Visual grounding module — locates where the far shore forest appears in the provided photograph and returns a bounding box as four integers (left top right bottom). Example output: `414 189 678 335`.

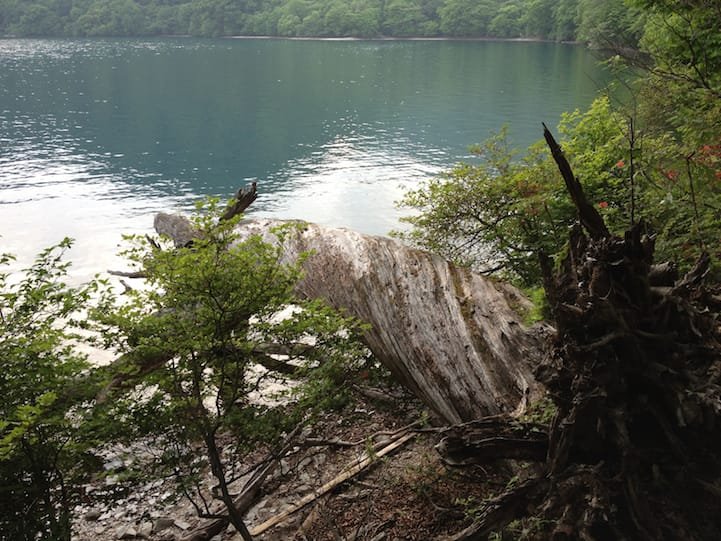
2 0 721 540
2 0 639 46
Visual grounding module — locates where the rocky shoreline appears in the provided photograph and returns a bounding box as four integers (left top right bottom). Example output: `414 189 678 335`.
72 385 497 541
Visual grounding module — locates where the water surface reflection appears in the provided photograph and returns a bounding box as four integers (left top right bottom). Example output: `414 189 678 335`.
0 38 609 281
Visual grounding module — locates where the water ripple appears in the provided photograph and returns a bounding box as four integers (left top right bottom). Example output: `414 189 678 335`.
0 38 609 281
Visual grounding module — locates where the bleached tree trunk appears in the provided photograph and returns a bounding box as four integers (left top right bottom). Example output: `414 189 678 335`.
237 219 548 424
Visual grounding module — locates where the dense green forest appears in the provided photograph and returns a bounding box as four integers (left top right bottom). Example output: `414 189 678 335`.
0 0 642 45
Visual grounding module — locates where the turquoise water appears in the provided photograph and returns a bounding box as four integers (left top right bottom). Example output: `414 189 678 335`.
0 38 608 279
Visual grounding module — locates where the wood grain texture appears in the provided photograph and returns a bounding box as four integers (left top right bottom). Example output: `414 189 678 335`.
239 219 549 424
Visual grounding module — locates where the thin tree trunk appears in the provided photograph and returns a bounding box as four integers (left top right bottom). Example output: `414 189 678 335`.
203 433 254 541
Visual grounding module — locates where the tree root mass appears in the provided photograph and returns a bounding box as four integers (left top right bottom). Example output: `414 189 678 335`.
441 128 721 540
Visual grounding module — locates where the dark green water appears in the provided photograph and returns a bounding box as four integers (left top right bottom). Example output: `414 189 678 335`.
0 38 608 279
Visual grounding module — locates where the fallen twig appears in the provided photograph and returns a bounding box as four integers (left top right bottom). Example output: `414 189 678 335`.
302 420 422 449
180 423 303 541
249 432 416 536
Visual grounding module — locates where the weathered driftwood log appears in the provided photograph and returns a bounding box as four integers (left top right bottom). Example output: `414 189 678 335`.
439 126 721 541
235 219 549 424
107 181 548 424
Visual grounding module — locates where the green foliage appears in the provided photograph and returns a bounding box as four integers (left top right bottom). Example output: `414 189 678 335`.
438 0 494 36
488 2 523 38
0 200 367 537
549 0 577 41
0 0 642 40
73 0 145 36
576 0 646 50
382 0 437 36
519 394 557 425
396 0 721 293
321 0 381 37
633 1 721 143
395 124 567 286
96 199 365 523
625 1 721 271
520 286 548 324
397 90 721 287
520 0 553 38
0 239 107 541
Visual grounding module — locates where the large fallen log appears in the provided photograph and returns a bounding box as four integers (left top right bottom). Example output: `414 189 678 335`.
234 219 548 424
152 201 548 424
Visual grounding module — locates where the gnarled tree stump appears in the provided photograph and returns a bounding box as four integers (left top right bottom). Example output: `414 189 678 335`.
439 126 721 541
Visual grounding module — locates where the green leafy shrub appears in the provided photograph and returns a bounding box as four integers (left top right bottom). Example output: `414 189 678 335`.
95 199 366 536
397 94 721 288
0 239 108 541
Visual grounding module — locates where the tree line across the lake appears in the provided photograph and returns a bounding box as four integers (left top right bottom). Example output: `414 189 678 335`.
0 0 642 46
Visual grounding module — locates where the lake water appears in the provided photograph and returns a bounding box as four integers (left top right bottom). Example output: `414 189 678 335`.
0 38 608 281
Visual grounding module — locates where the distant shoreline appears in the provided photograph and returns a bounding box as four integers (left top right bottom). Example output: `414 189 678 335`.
226 35 581 45
0 34 581 45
